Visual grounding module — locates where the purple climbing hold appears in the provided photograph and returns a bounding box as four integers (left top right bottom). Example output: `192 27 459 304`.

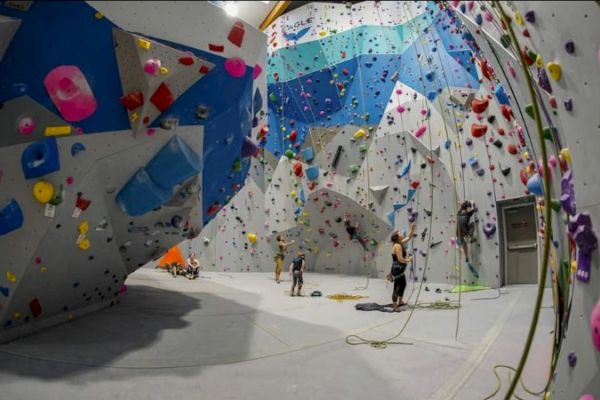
484 222 496 238
560 169 576 216
241 136 260 158
524 10 535 23
476 168 485 176
568 212 598 283
466 138 473 146
564 98 573 112
568 351 577 367
475 13 483 26
538 68 553 94
565 40 575 55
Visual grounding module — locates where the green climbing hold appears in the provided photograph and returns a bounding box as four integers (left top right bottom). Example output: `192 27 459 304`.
500 34 511 48
358 144 368 153
349 165 359 174
550 199 562 212
543 127 553 142
232 158 242 172
527 49 538 62
525 104 535 119
284 149 294 159
269 92 278 102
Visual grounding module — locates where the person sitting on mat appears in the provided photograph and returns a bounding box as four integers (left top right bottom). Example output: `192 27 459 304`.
274 236 295 284
344 218 369 251
457 201 477 265
390 230 413 311
289 252 306 297
186 252 200 280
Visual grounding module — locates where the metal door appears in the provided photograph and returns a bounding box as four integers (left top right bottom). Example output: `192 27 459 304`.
504 203 538 284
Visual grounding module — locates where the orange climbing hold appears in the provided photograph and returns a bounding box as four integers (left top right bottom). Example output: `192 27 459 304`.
471 98 489 114
471 123 488 138
158 246 185 269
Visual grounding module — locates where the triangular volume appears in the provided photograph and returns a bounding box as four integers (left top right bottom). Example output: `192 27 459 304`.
369 185 389 203
0 15 21 63
113 28 215 133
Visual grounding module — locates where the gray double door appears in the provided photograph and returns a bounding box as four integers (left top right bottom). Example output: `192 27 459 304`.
504 203 539 284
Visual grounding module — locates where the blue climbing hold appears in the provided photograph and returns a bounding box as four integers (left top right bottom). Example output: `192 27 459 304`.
527 174 544 196
468 156 479 167
146 135 202 190
0 199 24 236
0 286 8 297
398 159 411 178
387 211 395 227
494 83 510 105
301 146 314 162
21 137 61 179
71 142 86 157
116 168 172 217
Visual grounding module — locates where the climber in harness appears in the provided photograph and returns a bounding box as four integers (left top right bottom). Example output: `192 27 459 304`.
389 229 414 311
274 235 295 284
344 218 369 251
457 201 478 267
289 252 305 297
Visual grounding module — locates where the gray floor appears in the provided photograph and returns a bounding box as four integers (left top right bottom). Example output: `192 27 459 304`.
0 267 553 400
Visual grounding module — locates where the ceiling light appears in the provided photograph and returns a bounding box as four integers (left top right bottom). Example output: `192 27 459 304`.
224 1 239 17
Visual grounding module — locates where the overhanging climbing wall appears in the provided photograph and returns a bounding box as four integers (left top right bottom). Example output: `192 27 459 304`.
0 1 266 342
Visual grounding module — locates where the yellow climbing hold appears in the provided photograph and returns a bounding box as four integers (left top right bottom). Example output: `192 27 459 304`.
547 61 561 81
40 266 47 273
353 128 366 139
78 238 90 250
514 11 524 26
33 180 55 204
560 148 572 164
94 11 104 19
137 38 151 50
523 151 530 161
290 190 297 197
13 311 21 320
6 271 16 283
159 66 169 75
44 125 71 136
246 233 257 244
535 54 544 68
79 220 89 234
319 31 328 37
570 260 577 273
130 112 139 123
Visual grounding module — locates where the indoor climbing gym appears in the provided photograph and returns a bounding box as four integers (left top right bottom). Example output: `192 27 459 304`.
0 1 598 399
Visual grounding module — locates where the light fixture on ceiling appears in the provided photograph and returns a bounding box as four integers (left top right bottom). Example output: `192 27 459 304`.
261 1 270 3
224 1 239 17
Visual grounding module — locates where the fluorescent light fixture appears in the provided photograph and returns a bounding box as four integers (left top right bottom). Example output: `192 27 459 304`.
224 1 238 17
261 1 271 3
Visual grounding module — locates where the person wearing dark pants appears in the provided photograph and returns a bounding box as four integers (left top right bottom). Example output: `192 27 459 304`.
344 219 369 251
457 200 477 270
390 230 413 311
289 252 305 297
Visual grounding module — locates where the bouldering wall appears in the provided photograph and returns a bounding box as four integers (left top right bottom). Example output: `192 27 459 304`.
0 1 266 342
451 1 600 399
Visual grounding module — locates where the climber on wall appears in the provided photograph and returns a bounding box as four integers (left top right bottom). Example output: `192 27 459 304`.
344 217 369 251
289 252 306 297
457 201 478 269
390 230 414 311
275 236 295 284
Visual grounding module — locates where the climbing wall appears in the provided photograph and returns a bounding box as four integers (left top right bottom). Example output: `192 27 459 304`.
0 1 266 342
450 1 600 399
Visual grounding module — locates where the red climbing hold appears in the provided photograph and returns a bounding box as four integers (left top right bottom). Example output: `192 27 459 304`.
522 48 534 65
519 168 529 186
199 65 210 74
410 180 420 189
207 204 221 216
289 130 298 142
497 128 505 136
293 162 304 177
471 123 488 138
471 98 489 114
179 56 194 66
500 105 513 121
29 298 42 317
480 58 493 80
150 82 174 112
120 91 144 111
507 144 518 155
228 21 245 48
76 193 91 211
208 43 225 52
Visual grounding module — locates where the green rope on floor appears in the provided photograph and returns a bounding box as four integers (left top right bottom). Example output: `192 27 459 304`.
484 365 546 400
413 301 461 310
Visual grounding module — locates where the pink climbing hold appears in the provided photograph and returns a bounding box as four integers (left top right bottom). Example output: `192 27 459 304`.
415 125 427 139
18 116 35 135
224 57 246 78
44 65 97 122
143 58 161 75
579 395 595 400
252 64 263 80
396 105 406 113
548 154 558 168
591 299 600 352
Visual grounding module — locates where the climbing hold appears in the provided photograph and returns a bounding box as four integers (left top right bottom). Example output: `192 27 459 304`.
483 222 496 238
143 58 161 75
252 64 262 80
410 180 420 190
500 34 511 49
471 98 489 114
494 84 510 105
228 21 245 47
0 286 8 297
293 162 304 177
353 128 366 139
507 144 518 155
525 104 535 119
284 149 294 159
527 174 544 196
21 137 61 179
241 136 259 158
501 166 511 176
471 124 488 138
564 98 573 112
547 61 562 82
78 238 90 250
6 271 16 283
33 181 55 204
137 38 151 50
524 10 535 23
305 166 319 181
565 40 575 55
560 148 572 164
246 233 257 244
29 298 42 317
18 116 35 135
44 65 97 122
224 57 247 78
591 299 600 352
493 139 503 149
0 199 24 236
415 125 427 139
500 105 512 121
78 220 89 235
300 147 314 162
538 68 553 94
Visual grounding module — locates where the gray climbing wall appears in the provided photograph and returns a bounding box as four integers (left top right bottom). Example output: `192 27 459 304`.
452 1 600 399
0 1 267 342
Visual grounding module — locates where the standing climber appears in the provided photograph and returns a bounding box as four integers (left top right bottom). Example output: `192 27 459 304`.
289 252 305 297
344 218 369 251
390 230 413 311
275 236 295 284
457 201 478 267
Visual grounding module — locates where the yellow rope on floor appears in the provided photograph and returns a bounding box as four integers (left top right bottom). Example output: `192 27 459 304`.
326 293 368 302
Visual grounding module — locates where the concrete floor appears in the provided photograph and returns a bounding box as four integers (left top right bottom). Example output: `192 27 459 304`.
0 267 554 400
